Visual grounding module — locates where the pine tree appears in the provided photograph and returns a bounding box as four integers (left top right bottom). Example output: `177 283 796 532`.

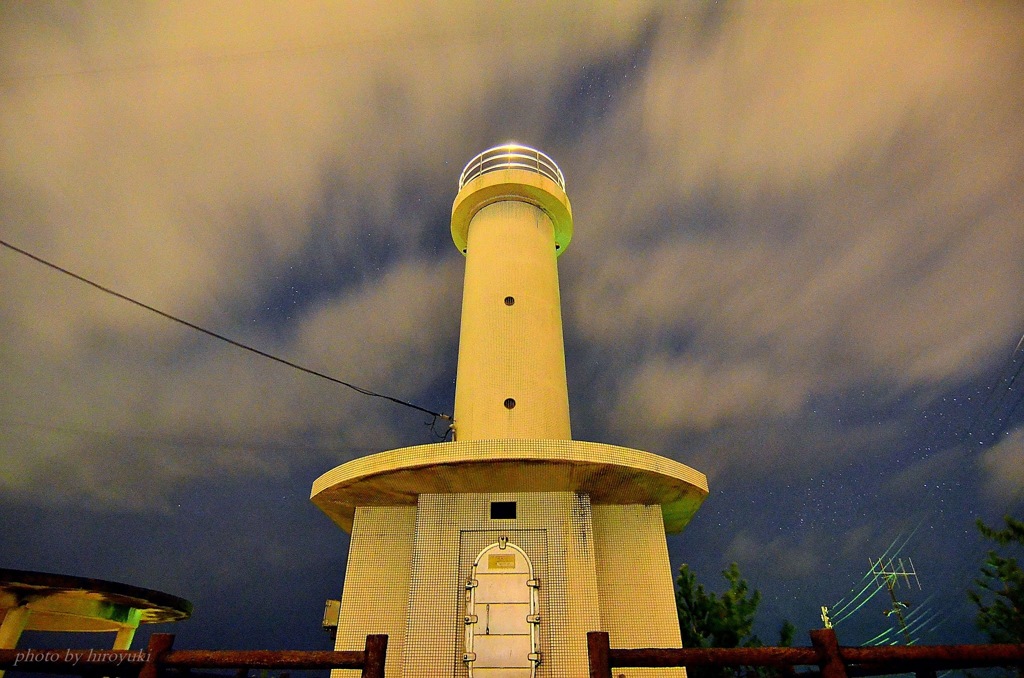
968 515 1024 645
676 562 794 678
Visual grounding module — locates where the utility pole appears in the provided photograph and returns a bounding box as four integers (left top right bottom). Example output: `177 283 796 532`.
869 557 921 644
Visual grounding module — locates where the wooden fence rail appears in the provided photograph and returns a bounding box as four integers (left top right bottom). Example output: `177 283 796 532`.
5 628 1023 678
588 629 1024 678
0 633 387 678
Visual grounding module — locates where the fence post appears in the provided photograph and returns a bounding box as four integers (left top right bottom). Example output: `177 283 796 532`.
361 634 388 678
140 633 175 678
587 631 611 678
810 629 848 678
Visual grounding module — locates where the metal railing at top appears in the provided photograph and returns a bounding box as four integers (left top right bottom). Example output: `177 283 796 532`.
458 145 566 191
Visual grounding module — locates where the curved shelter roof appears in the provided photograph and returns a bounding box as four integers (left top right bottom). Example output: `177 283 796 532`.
0 569 192 634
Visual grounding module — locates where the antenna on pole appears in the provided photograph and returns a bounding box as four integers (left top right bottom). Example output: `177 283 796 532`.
869 557 921 644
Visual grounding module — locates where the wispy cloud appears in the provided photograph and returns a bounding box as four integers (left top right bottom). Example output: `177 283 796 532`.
979 427 1024 502
0 0 1021 527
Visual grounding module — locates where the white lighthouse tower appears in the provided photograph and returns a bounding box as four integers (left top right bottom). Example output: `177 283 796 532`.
312 145 708 677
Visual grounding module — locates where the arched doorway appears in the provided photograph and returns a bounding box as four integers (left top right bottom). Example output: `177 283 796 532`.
463 538 540 677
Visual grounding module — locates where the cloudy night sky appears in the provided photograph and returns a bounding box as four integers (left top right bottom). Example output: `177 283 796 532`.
2 1 1023 655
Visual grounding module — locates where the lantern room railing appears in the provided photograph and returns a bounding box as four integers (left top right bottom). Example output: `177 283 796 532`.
458 144 566 191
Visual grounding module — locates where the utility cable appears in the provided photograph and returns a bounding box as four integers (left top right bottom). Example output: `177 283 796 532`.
983 353 1024 441
962 332 1024 443
0 238 452 423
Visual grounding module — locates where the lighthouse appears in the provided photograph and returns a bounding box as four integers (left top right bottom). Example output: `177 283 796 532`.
311 145 708 677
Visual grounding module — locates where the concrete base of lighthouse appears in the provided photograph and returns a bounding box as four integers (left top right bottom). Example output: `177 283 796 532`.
311 440 707 678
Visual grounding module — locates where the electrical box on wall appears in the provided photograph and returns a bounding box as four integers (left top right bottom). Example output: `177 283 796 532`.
322 599 341 630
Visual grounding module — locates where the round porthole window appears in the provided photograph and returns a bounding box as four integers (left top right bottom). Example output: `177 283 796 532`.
504 296 515 306
504 398 516 409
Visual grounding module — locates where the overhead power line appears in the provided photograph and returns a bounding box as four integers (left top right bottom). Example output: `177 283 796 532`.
962 332 1024 444
0 238 451 424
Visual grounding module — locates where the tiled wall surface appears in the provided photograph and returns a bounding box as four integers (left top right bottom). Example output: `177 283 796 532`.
332 493 686 677
593 504 687 678
333 505 416 678
454 199 571 442
404 492 600 677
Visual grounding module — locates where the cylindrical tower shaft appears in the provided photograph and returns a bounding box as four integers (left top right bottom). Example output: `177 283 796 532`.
450 145 574 441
